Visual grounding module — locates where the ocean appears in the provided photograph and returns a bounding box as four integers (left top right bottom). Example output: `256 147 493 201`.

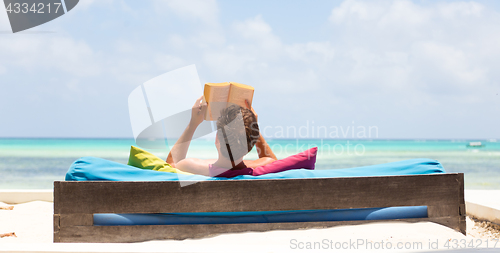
0 138 499 189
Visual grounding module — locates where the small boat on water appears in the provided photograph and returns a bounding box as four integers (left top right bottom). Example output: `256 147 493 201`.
466 142 484 148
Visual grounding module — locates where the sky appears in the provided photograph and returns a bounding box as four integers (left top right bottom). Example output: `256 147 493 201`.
0 0 499 139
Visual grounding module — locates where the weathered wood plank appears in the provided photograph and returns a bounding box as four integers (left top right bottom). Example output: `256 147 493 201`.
457 173 466 234
427 205 459 217
53 214 60 243
58 217 461 243
54 174 462 214
60 214 93 227
53 182 60 242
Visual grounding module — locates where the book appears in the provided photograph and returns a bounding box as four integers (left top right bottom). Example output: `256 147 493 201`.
204 82 254 121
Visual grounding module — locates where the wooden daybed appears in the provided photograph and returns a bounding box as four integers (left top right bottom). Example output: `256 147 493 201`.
53 173 465 243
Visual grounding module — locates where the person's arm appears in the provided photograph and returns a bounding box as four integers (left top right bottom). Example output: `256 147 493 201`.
166 96 206 167
244 157 276 169
255 133 277 160
175 158 210 176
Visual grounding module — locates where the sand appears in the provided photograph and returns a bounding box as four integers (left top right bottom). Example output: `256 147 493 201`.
1 200 499 252
467 216 500 239
0 201 53 244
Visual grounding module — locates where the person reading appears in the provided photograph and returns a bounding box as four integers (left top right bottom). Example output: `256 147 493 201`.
166 96 277 176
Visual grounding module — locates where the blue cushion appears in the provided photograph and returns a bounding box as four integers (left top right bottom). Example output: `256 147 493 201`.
94 206 428 226
65 157 445 182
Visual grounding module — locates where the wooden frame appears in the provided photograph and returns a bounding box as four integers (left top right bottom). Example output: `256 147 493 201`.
53 173 465 243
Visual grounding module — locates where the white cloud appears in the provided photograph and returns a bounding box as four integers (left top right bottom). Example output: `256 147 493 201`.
155 0 219 26
167 34 185 49
285 42 335 64
329 0 486 31
411 41 486 85
325 0 498 97
378 0 431 27
0 36 101 77
232 15 281 50
154 54 187 71
437 1 484 19
152 0 225 50
233 15 272 37
76 0 115 10
77 0 98 9
329 0 385 24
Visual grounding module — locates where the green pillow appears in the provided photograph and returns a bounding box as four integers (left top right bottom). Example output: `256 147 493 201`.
127 146 193 175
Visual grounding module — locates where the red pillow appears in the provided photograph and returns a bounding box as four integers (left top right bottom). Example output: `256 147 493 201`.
253 147 317 176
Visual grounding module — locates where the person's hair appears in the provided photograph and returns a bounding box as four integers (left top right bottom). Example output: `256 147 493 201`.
216 104 260 160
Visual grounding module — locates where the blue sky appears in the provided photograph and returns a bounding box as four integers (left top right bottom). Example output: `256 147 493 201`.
0 0 499 139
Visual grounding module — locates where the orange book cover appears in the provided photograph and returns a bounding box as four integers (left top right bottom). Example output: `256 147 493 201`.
203 82 254 121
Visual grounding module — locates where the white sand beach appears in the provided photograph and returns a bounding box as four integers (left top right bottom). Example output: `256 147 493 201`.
1 191 499 253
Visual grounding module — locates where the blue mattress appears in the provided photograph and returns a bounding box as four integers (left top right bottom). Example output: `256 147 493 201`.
66 157 445 182
66 157 444 226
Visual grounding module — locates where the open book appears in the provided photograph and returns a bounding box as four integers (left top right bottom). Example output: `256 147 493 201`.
204 82 254 121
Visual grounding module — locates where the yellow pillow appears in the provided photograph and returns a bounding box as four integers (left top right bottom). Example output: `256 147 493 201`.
127 146 193 175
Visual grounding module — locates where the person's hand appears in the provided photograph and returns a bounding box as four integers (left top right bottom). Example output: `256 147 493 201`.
245 99 258 121
190 96 207 127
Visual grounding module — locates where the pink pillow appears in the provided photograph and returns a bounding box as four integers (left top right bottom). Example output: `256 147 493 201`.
253 147 317 176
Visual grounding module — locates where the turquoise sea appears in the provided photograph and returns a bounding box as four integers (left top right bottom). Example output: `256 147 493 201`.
0 138 499 189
